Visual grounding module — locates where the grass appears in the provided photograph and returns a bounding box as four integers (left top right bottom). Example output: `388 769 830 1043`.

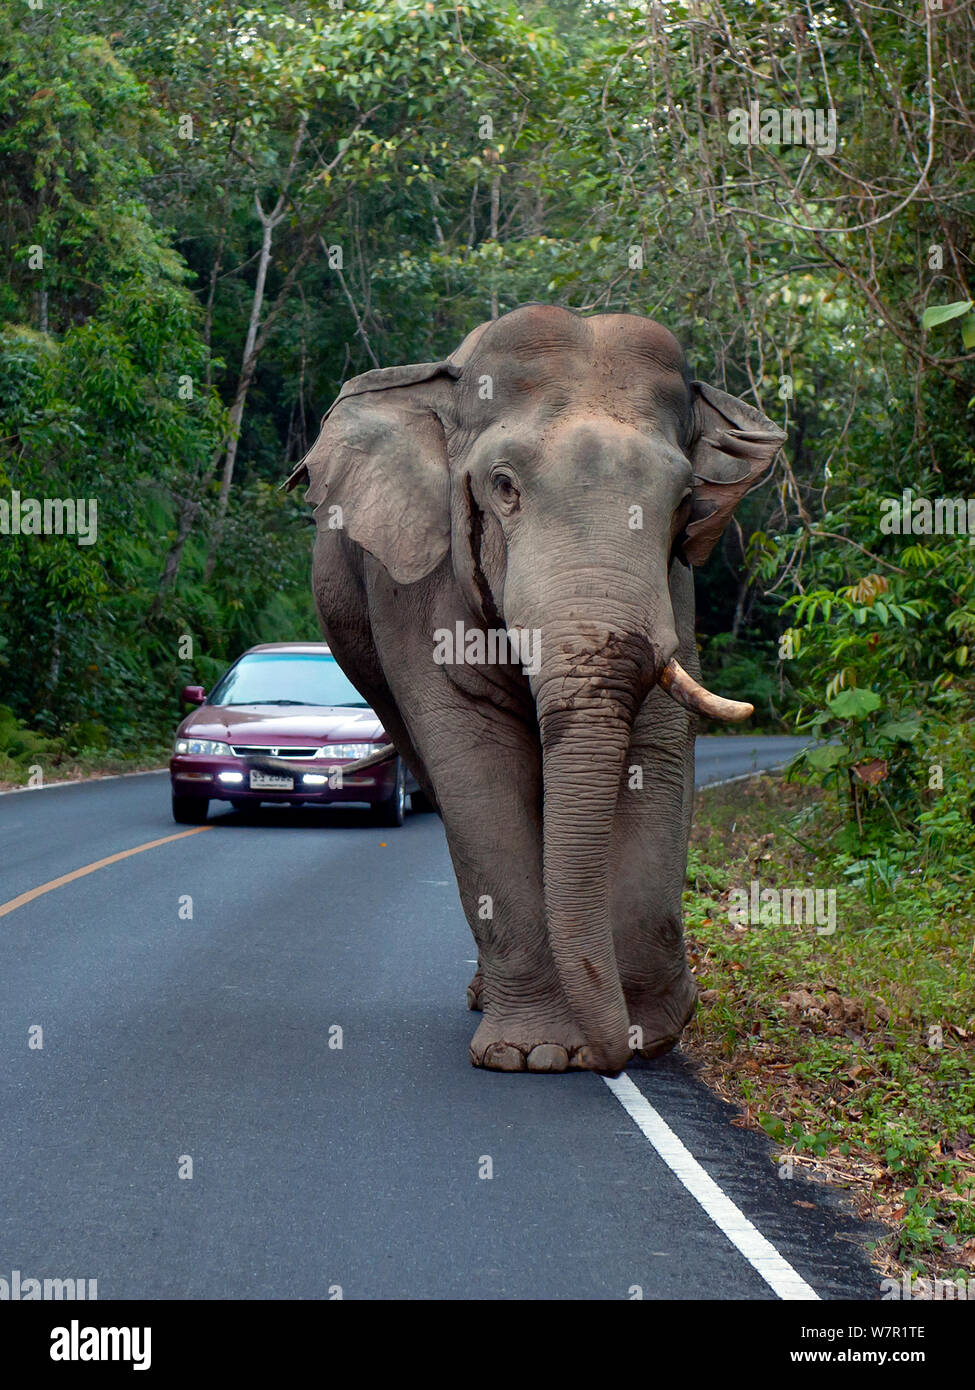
682 773 975 1280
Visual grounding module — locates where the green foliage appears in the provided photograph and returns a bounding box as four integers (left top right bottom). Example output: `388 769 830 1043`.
699 632 782 724
686 775 975 1273
775 457 975 871
0 704 62 779
0 4 320 748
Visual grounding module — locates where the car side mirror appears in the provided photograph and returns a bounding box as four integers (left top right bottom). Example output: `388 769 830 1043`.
181 685 206 706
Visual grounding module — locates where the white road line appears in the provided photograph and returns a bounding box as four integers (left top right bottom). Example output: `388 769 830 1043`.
603 1072 820 1301
0 768 167 796
696 762 792 790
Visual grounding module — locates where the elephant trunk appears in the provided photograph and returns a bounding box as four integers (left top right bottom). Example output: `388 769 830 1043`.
531 630 655 1074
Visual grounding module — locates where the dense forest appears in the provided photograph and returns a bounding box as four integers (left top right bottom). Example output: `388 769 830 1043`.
1 0 973 854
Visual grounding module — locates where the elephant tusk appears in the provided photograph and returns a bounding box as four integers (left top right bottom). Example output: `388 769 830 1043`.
246 743 398 780
658 658 754 723
332 743 398 774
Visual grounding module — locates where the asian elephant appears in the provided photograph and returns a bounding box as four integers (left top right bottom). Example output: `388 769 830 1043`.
286 304 784 1074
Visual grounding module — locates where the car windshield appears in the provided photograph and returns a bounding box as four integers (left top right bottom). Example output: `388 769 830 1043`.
207 653 369 708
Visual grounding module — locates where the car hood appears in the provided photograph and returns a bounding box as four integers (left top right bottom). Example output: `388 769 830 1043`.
177 705 386 743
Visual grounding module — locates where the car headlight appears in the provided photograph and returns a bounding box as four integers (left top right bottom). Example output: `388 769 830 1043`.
174 737 231 756
315 742 386 760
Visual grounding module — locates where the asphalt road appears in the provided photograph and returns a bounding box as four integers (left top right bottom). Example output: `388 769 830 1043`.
0 736 879 1300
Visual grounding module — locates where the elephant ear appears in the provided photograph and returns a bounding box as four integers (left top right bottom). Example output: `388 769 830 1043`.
683 382 786 566
284 360 459 585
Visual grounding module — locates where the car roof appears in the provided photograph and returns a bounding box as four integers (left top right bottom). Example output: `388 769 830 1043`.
241 643 333 655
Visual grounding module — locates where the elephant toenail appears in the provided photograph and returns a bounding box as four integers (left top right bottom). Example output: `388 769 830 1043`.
527 1044 569 1072
483 1042 527 1071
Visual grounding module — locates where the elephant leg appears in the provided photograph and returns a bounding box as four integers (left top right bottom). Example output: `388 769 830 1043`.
364 606 586 1069
466 956 484 1011
610 684 699 1059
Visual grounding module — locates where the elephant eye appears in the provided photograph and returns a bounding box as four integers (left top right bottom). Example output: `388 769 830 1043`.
491 468 520 508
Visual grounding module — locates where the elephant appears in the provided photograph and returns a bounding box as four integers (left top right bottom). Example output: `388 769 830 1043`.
285 304 785 1074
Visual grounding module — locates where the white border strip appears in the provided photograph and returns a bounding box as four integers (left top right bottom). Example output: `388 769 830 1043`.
0 768 167 796
603 1072 820 1301
696 762 792 791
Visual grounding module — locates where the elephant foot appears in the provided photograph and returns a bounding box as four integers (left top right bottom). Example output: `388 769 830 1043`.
469 1013 590 1073
466 970 484 1011
626 972 698 1060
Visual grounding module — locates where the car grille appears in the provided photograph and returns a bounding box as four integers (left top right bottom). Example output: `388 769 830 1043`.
231 745 319 759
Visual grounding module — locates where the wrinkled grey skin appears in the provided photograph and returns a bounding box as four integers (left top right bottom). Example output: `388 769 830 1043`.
291 305 783 1074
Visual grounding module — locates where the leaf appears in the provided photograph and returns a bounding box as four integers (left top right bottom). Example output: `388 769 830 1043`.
807 744 846 770
963 315 975 351
828 687 882 718
876 719 919 742
922 300 974 330
852 758 888 785
760 1114 786 1142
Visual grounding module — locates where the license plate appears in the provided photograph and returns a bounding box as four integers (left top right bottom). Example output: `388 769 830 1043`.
249 771 294 791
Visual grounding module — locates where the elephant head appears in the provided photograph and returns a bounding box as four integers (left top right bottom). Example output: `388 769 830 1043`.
289 305 784 1071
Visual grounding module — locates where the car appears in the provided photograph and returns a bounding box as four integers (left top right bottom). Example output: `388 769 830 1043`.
169 642 423 828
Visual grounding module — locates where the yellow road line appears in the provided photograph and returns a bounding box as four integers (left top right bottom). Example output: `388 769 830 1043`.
0 826 212 919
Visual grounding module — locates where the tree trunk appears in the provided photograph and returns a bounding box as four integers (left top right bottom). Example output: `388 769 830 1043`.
203 206 277 579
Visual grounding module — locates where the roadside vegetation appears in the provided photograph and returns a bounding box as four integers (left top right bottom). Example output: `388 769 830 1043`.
684 769 975 1279
0 704 167 791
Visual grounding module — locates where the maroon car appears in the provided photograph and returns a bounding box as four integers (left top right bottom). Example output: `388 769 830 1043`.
170 642 418 827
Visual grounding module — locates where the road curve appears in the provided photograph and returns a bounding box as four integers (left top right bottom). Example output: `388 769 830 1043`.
0 737 878 1300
